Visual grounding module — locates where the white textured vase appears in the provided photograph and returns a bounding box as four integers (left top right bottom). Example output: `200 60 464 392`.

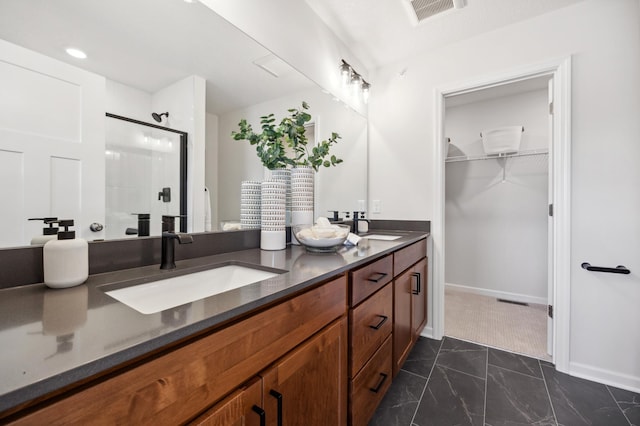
269 168 292 226
290 166 315 245
260 180 286 250
240 181 262 230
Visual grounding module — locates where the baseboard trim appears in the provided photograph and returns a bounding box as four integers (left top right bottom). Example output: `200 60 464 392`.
445 282 547 306
569 361 640 394
420 326 434 339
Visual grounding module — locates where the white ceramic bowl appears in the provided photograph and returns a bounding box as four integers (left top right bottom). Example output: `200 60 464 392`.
292 224 350 252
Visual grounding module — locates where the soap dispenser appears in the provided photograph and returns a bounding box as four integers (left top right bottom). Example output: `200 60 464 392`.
43 220 88 288
28 217 59 245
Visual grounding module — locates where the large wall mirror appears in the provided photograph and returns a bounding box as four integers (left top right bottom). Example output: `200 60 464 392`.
0 0 367 249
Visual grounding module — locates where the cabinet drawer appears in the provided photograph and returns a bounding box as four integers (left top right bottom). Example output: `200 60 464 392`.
349 283 392 376
393 239 426 276
349 336 392 426
350 255 392 306
11 276 347 426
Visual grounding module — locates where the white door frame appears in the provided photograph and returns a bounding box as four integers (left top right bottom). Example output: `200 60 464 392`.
432 56 572 372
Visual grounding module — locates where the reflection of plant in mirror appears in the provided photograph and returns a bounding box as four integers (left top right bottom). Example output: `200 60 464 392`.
232 102 343 171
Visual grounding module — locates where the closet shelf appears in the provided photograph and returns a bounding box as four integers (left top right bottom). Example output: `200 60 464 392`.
445 148 549 163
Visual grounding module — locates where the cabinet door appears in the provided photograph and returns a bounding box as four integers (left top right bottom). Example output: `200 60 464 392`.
262 318 347 426
411 258 428 338
191 377 263 426
393 268 413 377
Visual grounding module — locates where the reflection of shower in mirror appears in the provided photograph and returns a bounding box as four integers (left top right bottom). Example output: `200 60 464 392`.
151 112 169 123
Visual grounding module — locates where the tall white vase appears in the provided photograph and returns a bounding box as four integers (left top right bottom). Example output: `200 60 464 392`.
260 180 286 250
269 169 291 226
290 166 314 245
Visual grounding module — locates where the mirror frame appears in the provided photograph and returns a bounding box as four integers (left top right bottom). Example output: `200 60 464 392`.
105 113 188 233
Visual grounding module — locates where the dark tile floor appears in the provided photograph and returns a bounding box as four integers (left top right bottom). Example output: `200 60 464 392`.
370 336 640 426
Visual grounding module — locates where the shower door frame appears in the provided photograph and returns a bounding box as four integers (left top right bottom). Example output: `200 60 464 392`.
105 113 188 233
432 56 572 373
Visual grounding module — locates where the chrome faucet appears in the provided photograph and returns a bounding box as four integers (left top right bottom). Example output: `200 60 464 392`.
160 215 193 270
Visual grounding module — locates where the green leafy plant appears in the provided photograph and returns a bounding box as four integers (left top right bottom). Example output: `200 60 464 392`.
232 101 343 171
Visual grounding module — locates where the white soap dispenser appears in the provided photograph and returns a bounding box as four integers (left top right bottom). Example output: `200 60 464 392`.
28 217 59 245
43 220 89 289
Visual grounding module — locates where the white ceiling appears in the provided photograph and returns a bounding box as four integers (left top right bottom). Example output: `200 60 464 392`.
305 0 586 70
0 0 315 115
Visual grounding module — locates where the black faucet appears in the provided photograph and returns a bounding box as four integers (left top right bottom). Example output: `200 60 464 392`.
160 215 193 270
352 211 370 234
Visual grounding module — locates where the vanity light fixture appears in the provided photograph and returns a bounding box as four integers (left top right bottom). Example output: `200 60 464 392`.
65 48 87 59
339 59 371 104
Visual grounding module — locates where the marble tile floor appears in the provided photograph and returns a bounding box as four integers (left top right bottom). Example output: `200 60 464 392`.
369 336 640 426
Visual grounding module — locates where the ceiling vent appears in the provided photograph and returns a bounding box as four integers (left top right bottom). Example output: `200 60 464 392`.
407 0 466 23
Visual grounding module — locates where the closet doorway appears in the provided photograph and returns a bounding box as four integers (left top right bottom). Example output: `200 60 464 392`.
443 77 551 360
432 58 572 369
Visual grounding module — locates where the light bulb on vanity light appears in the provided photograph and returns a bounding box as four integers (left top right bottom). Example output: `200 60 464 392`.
340 61 352 87
351 73 362 97
362 81 370 104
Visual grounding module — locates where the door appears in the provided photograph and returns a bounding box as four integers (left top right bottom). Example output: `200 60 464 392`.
191 377 264 426
261 318 347 426
0 40 105 246
547 77 554 356
393 268 413 376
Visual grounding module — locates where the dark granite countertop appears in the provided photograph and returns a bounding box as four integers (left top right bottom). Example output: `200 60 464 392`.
0 230 428 414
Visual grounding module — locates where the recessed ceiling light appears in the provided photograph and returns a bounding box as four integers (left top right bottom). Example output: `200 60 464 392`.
65 48 87 59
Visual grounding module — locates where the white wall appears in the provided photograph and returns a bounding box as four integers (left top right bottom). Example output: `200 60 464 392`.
370 0 640 391
105 80 151 121
445 89 548 302
217 88 367 224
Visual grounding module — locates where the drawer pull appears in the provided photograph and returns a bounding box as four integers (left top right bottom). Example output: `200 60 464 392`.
251 405 266 426
369 372 388 393
369 315 389 330
269 390 283 426
411 272 421 295
366 272 388 283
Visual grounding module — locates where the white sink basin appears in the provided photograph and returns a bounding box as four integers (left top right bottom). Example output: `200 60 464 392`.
363 234 402 241
105 265 281 314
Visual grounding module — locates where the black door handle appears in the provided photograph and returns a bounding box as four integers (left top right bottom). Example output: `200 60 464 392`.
411 272 421 295
369 372 388 393
369 315 388 330
251 405 266 426
366 272 388 283
269 389 283 426
581 263 630 274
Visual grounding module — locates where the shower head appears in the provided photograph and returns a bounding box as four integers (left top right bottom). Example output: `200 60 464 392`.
151 112 169 123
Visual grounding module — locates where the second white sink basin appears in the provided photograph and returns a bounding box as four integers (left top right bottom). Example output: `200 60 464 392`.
363 234 402 241
105 265 282 314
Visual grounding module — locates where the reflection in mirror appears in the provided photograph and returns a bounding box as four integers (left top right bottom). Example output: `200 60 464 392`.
218 93 368 227
105 114 187 239
0 0 367 248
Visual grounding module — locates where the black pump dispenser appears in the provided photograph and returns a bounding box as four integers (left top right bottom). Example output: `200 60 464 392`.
55 220 76 240
29 217 59 235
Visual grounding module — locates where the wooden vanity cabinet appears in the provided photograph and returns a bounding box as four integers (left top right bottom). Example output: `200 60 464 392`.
191 377 263 426
8 276 347 426
348 255 394 426
392 239 428 376
261 317 348 426
194 317 348 426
